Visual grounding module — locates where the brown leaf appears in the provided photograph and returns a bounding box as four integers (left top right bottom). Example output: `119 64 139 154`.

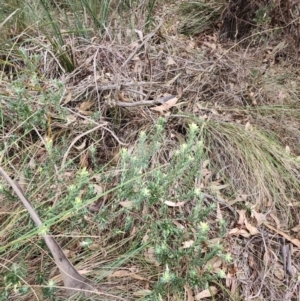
248 254 257 269
269 211 281 228
109 270 132 278
245 121 253 132
79 100 94 111
228 228 251 238
62 89 73 105
237 209 246 226
166 73 181 86
78 109 93 116
119 200 134 209
245 218 259 235
133 60 143 73
182 240 194 249
202 159 210 168
130 273 149 281
93 184 103 194
252 210 266 226
291 224 300 232
173 220 185 230
133 290 152 297
273 263 285 280
144 247 160 266
203 41 216 51
186 41 195 51
80 150 89 168
150 96 178 113
263 250 272 266
166 56 177 66
142 232 149 243
205 257 222 271
216 203 223 221
185 284 195 301
206 238 222 248
130 225 137 236
225 271 233 288
74 138 86 151
77 269 92 276
66 114 76 126
264 223 300 248
209 183 229 191
156 94 174 103
118 91 129 102
177 85 183 98
164 200 186 207
195 286 218 300
135 29 143 41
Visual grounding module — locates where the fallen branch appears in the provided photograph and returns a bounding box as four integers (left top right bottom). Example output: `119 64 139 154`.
0 166 95 297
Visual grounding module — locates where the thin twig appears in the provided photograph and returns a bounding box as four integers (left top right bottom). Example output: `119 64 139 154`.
96 81 160 92
115 99 160 107
64 108 128 145
202 192 237 219
61 124 104 169
122 19 164 67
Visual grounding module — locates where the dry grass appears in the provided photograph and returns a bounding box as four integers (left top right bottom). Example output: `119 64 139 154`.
1 0 300 300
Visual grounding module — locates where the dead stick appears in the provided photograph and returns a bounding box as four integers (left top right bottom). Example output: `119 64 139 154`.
0 166 96 296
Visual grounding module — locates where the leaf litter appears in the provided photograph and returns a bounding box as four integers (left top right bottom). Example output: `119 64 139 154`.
1 1 300 300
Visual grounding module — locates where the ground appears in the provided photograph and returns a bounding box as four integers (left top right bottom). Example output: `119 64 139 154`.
0 1 300 300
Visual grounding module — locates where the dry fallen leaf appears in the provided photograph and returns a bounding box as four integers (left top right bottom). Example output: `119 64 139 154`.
166 56 177 66
164 200 186 207
186 41 195 51
79 100 94 111
228 228 251 238
237 209 246 226
206 238 222 248
245 218 259 235
291 224 300 232
108 270 132 278
252 210 266 226
225 271 234 289
209 183 229 192
182 240 194 249
80 150 89 168
77 269 92 276
150 96 178 113
216 203 222 221
144 247 160 266
142 230 150 243
195 286 218 300
173 220 185 230
133 290 152 297
66 114 76 126
205 256 222 271
135 29 143 41
202 159 210 168
129 273 149 281
119 200 134 209
63 89 73 105
203 41 216 51
273 263 285 280
93 184 103 194
245 121 253 131
74 138 86 151
264 223 300 248
185 284 195 301
269 211 281 229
